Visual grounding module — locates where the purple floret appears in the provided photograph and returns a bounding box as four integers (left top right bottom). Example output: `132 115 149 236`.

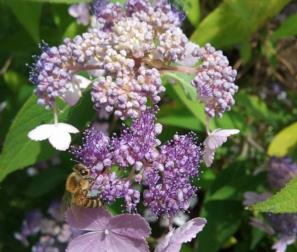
268 157 297 191
71 127 112 171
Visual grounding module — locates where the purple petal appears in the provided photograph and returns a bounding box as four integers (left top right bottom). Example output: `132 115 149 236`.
108 214 151 240
155 217 207 252
66 207 112 231
66 232 107 252
106 232 150 252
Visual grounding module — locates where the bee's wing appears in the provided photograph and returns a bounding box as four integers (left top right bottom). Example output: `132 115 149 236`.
61 191 73 213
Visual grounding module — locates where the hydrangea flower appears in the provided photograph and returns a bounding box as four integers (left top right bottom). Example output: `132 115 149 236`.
15 201 75 252
68 3 90 26
143 134 201 216
66 206 151 252
155 217 207 252
28 123 79 151
203 128 239 167
268 157 297 191
192 43 238 117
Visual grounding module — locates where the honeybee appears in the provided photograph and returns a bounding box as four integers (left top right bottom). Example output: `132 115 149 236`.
65 163 102 208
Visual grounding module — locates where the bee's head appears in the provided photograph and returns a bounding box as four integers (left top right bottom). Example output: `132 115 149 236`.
73 164 90 176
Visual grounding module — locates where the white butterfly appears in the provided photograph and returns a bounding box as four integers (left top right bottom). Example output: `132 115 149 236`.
203 129 239 167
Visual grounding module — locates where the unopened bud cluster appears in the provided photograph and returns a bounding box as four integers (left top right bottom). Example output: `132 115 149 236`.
30 0 238 119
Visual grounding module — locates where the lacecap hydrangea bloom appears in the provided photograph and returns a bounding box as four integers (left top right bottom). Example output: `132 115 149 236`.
25 0 243 250
244 157 297 252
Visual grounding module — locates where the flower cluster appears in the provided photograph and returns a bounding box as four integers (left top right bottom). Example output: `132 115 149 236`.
244 157 297 252
71 110 200 215
192 43 238 117
268 157 297 191
15 201 75 252
30 0 237 121
143 134 200 215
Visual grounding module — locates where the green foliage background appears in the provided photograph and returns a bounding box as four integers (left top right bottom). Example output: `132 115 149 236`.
0 0 297 251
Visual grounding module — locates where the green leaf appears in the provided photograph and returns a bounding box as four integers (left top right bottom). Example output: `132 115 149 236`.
25 168 68 197
268 122 297 157
6 0 42 42
237 92 276 124
198 200 242 252
253 176 297 213
205 162 265 202
191 0 290 48
0 93 94 182
182 0 200 26
162 71 197 101
159 115 203 131
271 14 297 40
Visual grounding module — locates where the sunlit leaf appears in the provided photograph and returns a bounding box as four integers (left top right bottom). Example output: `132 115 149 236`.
191 0 290 48
253 176 297 213
268 122 297 157
271 14 297 40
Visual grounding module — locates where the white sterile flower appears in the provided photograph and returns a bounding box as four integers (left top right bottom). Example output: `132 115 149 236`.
28 123 79 151
203 128 239 167
272 236 296 252
63 75 92 106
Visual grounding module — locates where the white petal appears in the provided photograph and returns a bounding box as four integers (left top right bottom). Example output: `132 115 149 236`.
63 83 82 106
73 75 92 89
49 126 72 151
28 124 54 141
203 147 215 167
272 236 295 252
57 123 79 134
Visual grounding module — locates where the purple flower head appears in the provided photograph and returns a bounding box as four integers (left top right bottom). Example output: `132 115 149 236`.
192 43 238 117
92 61 164 119
71 127 112 171
14 210 43 246
68 3 90 26
125 0 149 16
268 157 297 191
143 134 200 216
93 0 124 31
15 201 74 251
267 213 297 237
29 40 83 108
160 134 200 178
155 0 185 25
112 110 162 169
92 172 140 212
66 207 151 252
